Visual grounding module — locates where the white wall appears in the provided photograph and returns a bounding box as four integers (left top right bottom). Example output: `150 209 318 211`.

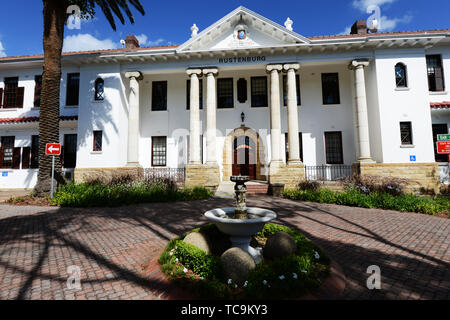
374 49 436 163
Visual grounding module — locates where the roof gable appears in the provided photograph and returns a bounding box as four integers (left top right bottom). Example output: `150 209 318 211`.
176 6 310 52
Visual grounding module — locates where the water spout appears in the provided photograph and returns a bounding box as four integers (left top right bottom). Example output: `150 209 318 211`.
230 176 250 219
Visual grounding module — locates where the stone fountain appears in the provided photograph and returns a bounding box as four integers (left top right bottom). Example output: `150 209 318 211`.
204 176 277 263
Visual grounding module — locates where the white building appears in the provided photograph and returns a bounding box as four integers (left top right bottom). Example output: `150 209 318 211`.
0 6 449 191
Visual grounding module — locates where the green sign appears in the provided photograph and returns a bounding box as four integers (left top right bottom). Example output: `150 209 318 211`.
437 134 450 141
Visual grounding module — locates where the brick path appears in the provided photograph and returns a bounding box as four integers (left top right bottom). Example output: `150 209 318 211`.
0 197 448 300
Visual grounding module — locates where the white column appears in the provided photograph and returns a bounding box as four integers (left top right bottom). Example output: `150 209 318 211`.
187 69 202 165
203 68 218 166
284 63 301 164
125 71 143 167
266 64 283 166
350 60 374 163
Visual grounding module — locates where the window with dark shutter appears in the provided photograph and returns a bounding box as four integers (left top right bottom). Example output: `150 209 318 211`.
12 148 21 169
186 79 203 110
152 136 167 167
1 136 15 168
22 147 31 169
66 73 80 106
94 78 105 101
34 75 42 107
217 78 234 109
322 73 340 105
93 131 103 152
0 88 3 108
432 124 448 162
325 132 343 164
395 63 408 88
283 75 301 106
31 135 39 169
251 76 268 107
152 81 167 111
3 77 24 109
63 134 77 168
426 55 445 92
400 122 413 145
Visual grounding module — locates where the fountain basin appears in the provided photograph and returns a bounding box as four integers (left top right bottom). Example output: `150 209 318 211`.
204 207 277 263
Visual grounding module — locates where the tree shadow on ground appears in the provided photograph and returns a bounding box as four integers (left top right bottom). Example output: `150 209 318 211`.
0 196 448 300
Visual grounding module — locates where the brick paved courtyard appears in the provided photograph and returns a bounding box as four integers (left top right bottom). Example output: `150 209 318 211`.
0 197 449 300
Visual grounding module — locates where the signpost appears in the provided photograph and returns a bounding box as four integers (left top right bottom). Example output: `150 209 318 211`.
436 134 450 163
46 143 61 198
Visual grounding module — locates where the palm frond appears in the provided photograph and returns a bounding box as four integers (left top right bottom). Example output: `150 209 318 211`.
94 0 145 31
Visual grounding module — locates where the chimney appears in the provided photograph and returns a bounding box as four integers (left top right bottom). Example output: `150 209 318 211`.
125 35 140 49
350 20 367 35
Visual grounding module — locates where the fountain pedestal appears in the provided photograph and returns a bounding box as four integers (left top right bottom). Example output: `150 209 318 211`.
204 176 277 263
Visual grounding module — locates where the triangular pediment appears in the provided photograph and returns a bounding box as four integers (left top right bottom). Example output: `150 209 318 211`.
177 6 310 52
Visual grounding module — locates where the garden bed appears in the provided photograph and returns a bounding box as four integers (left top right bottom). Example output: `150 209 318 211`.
284 188 449 218
158 223 331 300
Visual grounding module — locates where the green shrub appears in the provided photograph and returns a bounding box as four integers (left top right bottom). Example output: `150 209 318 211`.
51 180 212 207
284 187 449 216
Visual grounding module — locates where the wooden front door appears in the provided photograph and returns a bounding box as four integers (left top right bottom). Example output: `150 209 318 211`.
232 136 256 180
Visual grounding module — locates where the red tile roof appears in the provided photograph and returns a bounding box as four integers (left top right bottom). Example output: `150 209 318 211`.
307 29 450 40
430 102 450 109
0 45 179 62
0 116 78 124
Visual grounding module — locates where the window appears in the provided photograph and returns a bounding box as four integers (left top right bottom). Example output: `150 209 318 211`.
63 134 77 168
152 136 167 167
217 78 234 109
152 81 167 111
93 131 103 152
34 75 42 108
324 132 343 164
322 73 340 105
0 136 15 168
31 135 39 169
66 73 80 106
283 75 301 106
426 55 445 92
3 77 24 109
395 63 407 88
186 79 203 110
251 76 268 107
432 124 448 162
400 122 413 145
285 132 303 162
94 78 105 101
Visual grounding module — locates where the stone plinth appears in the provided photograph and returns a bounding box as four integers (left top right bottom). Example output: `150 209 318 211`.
269 163 305 189
74 167 143 184
185 165 220 190
352 162 441 193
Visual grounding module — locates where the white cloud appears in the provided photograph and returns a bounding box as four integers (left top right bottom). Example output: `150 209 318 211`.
0 41 6 57
352 0 397 11
379 14 412 31
63 34 118 52
134 34 166 47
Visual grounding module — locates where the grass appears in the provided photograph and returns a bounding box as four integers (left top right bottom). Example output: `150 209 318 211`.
284 188 450 216
158 224 330 300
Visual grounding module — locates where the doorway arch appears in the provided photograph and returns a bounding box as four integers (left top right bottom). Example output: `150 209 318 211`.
222 126 267 181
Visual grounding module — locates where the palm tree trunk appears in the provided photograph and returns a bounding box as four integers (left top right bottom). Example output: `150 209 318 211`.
34 0 68 196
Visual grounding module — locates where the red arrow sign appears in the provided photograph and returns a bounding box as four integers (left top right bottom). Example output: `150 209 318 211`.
437 141 450 154
46 143 61 156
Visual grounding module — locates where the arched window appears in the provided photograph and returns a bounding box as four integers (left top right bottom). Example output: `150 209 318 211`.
395 63 408 88
94 78 104 101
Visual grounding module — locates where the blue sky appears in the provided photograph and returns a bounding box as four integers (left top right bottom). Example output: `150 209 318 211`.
0 0 449 57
